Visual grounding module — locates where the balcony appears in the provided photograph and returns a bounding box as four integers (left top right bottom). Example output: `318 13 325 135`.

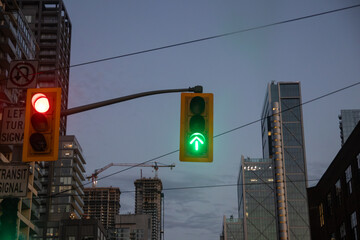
0 50 11 66
0 36 16 57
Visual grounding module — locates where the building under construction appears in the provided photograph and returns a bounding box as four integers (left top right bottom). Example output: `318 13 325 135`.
134 178 163 240
83 187 120 237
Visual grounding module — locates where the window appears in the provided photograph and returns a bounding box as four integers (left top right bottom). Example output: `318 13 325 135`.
63 142 74 149
351 211 358 240
25 15 32 23
346 165 353 195
46 228 57 237
326 192 333 216
319 203 325 227
336 179 342 206
340 222 346 240
60 177 72 185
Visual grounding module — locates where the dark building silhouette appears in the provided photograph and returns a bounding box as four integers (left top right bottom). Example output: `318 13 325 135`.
308 121 360 239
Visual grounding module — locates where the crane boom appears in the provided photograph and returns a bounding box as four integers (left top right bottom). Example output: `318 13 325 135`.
86 162 175 187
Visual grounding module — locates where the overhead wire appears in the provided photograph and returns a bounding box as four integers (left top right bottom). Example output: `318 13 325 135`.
32 3 360 199
4 4 360 81
35 178 321 200
43 78 360 200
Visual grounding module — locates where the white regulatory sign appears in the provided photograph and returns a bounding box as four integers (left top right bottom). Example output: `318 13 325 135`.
0 163 29 198
8 60 38 89
0 107 25 145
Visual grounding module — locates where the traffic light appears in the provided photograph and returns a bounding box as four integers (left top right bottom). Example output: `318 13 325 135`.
22 88 61 162
180 93 213 162
0 198 19 240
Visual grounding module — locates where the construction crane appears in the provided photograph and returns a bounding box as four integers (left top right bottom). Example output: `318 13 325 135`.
86 162 175 187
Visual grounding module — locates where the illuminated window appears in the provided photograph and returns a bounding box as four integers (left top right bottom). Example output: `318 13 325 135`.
63 142 73 149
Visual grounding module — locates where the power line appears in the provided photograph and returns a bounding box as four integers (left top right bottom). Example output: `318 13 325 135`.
45 4 360 197
46 78 360 199
63 4 360 68
85 79 360 186
36 178 321 200
4 3 360 82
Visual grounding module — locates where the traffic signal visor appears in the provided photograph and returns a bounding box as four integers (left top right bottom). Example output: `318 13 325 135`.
22 88 61 162
180 93 213 162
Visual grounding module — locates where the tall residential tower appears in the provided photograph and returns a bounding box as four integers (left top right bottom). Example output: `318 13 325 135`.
134 178 163 240
261 81 310 239
17 0 71 135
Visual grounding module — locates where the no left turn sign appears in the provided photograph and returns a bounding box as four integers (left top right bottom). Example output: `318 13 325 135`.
8 61 38 89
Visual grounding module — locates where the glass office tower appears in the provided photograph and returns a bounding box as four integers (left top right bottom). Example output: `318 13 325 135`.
238 156 277 239
261 82 310 239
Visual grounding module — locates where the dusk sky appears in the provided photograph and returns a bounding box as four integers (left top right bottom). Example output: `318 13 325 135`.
63 1 360 239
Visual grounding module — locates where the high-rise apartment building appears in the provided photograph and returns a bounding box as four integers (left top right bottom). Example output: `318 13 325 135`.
0 2 42 239
40 135 86 239
0 0 38 105
339 109 360 146
261 81 310 239
83 187 121 238
134 178 163 240
17 0 71 135
238 156 277 239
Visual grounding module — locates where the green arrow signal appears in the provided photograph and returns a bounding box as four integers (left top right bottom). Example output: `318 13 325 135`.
189 133 205 151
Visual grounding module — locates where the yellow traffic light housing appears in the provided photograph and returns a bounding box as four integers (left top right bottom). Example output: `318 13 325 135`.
180 93 213 162
22 88 61 162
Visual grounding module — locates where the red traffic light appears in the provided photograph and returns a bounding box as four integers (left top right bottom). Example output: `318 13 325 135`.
23 88 61 162
32 93 50 113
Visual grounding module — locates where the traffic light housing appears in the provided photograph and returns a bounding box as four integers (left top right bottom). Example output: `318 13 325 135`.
22 88 61 162
180 93 213 162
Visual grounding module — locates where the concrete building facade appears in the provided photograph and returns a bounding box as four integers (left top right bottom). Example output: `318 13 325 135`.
134 178 163 240
39 135 86 239
17 0 71 135
0 1 41 239
83 187 121 238
115 214 152 240
59 218 107 240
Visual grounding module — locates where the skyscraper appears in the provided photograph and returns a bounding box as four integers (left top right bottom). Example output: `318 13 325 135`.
238 156 277 239
261 81 310 239
41 135 86 239
17 0 71 135
0 2 41 239
134 178 163 240
82 187 121 231
339 109 360 146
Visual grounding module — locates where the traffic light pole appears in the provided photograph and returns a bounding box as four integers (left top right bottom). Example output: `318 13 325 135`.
61 85 203 116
